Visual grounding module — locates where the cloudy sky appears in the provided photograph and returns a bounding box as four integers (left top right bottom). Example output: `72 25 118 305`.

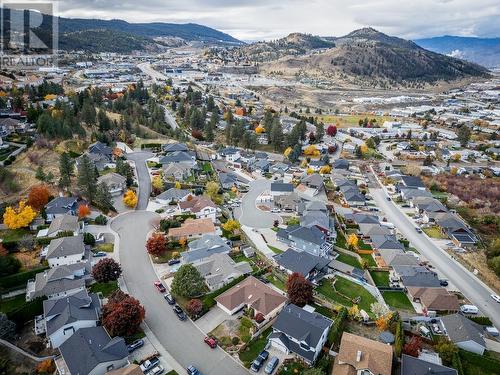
54 0 500 41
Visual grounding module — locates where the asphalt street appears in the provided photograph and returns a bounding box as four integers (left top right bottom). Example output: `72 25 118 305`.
370 187 500 328
126 151 154 210
111 212 248 375
235 178 279 228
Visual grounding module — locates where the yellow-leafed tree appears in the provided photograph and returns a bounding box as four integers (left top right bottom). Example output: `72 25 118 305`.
319 165 332 174
152 175 165 191
222 219 241 234
3 200 37 229
255 125 265 134
283 147 292 158
347 234 359 249
175 181 182 189
360 144 369 155
123 190 138 208
306 167 314 175
303 145 320 157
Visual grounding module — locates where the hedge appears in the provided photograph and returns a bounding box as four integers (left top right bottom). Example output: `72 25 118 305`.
0 267 48 291
468 316 492 326
327 306 347 347
7 298 44 328
459 349 500 374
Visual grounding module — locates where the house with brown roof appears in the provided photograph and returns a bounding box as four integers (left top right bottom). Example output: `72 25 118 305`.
106 364 143 375
178 196 218 222
215 276 287 319
407 287 460 313
167 218 216 240
333 332 393 375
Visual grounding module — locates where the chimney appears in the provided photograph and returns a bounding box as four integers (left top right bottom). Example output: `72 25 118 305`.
356 350 362 362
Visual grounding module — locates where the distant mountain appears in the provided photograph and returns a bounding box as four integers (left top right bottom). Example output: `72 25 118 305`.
415 36 500 68
254 28 490 86
1 9 243 53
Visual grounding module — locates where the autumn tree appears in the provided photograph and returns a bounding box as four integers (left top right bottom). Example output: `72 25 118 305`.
102 293 145 337
152 175 165 195
326 125 337 137
123 189 138 208
171 264 205 298
348 304 360 320
304 145 320 157
27 185 49 211
146 232 167 256
403 336 422 357
319 165 331 174
185 298 203 317
375 314 390 331
3 201 37 229
36 359 55 374
205 181 219 200
92 258 122 283
347 234 359 250
286 272 313 307
435 339 458 365
78 204 91 218
222 219 240 234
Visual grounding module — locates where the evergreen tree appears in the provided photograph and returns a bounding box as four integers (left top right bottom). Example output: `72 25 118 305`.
95 182 114 213
59 152 74 190
316 122 325 141
270 118 284 151
77 155 98 202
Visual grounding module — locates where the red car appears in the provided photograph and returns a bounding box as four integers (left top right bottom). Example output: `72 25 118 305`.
204 336 217 349
154 281 166 293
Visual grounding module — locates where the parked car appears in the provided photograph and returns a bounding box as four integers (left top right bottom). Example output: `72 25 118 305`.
168 258 181 266
386 197 391 201
93 251 107 257
140 357 160 372
164 293 175 305
271 208 280 213
187 365 201 375
460 305 479 314
415 227 423 233
204 336 217 349
154 281 166 293
250 350 269 372
491 294 500 303
149 365 164 375
173 305 187 321
440 280 449 287
127 339 144 353
264 356 279 374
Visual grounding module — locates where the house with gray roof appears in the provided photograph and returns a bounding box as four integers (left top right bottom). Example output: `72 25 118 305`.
182 234 232 264
88 141 113 158
46 214 81 238
218 172 238 190
41 290 101 348
275 249 329 281
301 173 324 191
268 304 333 364
300 210 335 238
379 249 419 267
249 158 271 173
46 235 86 268
159 150 196 167
401 354 457 375
275 192 301 212
440 314 487 355
393 265 441 287
358 223 392 237
155 188 191 205
398 175 426 190
435 212 477 247
77 152 114 172
277 225 332 258
270 162 290 175
271 182 294 197
162 162 193 181
400 187 433 201
333 159 350 170
56 326 128 375
45 197 78 222
370 234 405 251
162 142 188 153
194 253 252 291
97 172 126 196
328 259 366 281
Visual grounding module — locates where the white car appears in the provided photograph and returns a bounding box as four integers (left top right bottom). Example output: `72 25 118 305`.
271 208 280 213
491 294 500 303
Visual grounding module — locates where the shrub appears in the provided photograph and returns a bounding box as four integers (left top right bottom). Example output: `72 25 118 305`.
231 337 240 346
83 232 96 246
254 313 265 323
94 215 108 225
171 264 205 298
185 299 203 318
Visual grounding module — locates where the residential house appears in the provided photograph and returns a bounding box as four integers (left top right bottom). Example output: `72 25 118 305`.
333 159 350 170
46 214 81 238
159 151 196 167
413 197 448 223
249 158 271 173
370 235 405 252
162 163 192 181
435 213 477 247
398 176 426 190
45 197 78 222
440 314 487 355
167 218 216 240
97 173 127 196
274 192 301 212
378 249 419 267
26 262 90 301
178 196 218 222
88 141 113 158
400 187 433 202
106 364 143 375
270 162 290 175
337 179 366 207
269 304 333 365
78 152 114 172
277 225 332 258
347 213 380 226
407 287 460 313
301 173 324 193
401 354 457 375
393 265 441 287
42 290 101 348
358 223 392 238
194 253 252 291
308 159 326 172
56 326 128 375
219 172 238 190
270 182 294 198
333 332 393 375
215 276 287 319
275 249 329 281
299 201 334 238
46 236 85 268
162 142 188 153
155 188 191 205
182 234 231 264
218 147 241 163
328 259 366 281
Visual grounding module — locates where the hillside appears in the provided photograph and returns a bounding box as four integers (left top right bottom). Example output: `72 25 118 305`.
415 36 500 68
254 28 490 87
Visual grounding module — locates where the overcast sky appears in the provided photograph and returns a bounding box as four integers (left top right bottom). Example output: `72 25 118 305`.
54 0 500 41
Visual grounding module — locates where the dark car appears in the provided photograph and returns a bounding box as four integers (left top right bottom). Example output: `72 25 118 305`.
127 339 144 353
154 281 166 293
386 197 391 201
415 227 423 233
440 280 449 287
164 293 175 305
168 258 181 266
173 304 187 321
250 350 269 372
187 365 201 375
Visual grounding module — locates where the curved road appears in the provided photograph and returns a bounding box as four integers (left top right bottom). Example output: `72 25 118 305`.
115 151 248 374
235 179 279 229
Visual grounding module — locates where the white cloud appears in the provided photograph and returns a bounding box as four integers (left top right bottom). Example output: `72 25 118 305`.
54 0 500 41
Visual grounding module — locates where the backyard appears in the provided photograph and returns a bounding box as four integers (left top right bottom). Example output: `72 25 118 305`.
359 253 377 267
382 291 415 311
370 271 390 287
336 252 362 269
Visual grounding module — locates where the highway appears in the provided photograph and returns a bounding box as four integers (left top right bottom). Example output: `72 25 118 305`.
370 185 500 328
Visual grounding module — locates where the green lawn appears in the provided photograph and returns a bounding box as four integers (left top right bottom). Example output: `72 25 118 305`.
317 277 377 315
266 273 286 291
96 243 114 252
359 253 377 268
89 281 118 297
382 291 415 311
423 226 447 239
460 349 500 375
202 162 213 173
336 253 362 269
0 295 27 314
239 327 272 367
0 228 32 242
277 360 306 375
358 239 373 250
268 245 284 254
335 232 347 249
370 271 390 287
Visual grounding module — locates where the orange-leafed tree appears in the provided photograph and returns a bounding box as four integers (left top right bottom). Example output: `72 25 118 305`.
403 336 423 357
179 237 187 248
102 293 145 337
146 232 167 256
27 185 49 211
78 204 91 218
123 189 138 208
36 359 56 374
3 201 37 229
0 244 8 257
286 272 313 307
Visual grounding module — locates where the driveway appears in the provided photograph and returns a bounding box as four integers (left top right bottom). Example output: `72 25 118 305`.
236 179 279 228
126 151 154 210
370 186 500 328
111 211 248 375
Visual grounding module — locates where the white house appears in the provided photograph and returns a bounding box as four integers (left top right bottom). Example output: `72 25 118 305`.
178 196 218 222
46 235 85 268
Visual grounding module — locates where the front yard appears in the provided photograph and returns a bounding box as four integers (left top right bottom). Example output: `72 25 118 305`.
423 226 447 239
267 245 284 255
238 326 272 368
89 281 118 297
382 291 415 311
